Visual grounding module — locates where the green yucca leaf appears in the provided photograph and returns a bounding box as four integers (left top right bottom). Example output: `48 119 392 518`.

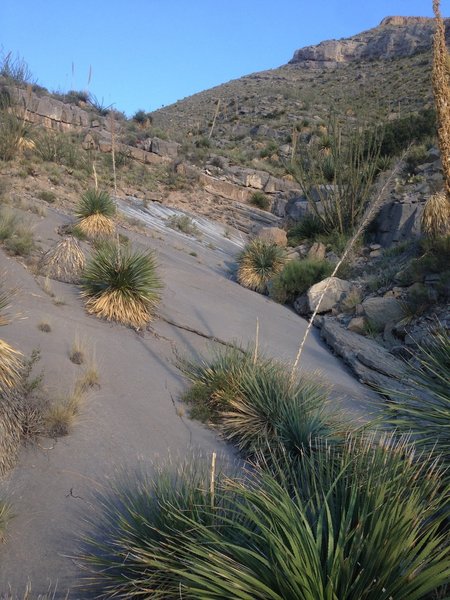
76 189 116 219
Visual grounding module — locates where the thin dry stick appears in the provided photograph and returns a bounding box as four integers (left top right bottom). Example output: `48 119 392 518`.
208 99 221 139
210 451 216 509
110 112 117 196
92 163 98 191
290 155 407 381
253 317 259 365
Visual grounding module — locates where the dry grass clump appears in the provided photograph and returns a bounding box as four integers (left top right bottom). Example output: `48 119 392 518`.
0 500 11 542
0 389 23 476
44 389 83 437
81 241 163 328
75 189 116 239
76 213 115 238
421 191 450 237
0 339 23 394
39 236 86 283
237 239 286 293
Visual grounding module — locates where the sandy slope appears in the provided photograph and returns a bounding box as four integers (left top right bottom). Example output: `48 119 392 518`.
0 205 376 597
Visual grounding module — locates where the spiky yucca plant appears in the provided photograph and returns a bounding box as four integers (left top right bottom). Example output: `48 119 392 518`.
421 190 450 237
75 189 116 238
0 288 22 395
383 324 450 484
180 346 341 457
237 239 286 293
81 241 163 328
39 236 86 283
83 439 449 599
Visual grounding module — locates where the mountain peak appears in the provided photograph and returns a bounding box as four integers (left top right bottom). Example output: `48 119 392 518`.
289 15 449 67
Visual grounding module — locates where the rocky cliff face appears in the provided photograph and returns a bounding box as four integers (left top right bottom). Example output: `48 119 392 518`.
289 16 450 67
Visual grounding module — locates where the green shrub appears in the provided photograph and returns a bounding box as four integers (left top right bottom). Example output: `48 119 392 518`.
237 239 286 293
376 108 436 157
0 209 34 256
404 144 429 174
404 235 450 283
82 438 450 600
287 214 326 245
382 324 450 486
249 191 271 211
81 241 163 328
37 190 56 203
34 130 83 168
179 346 338 457
166 214 199 236
132 109 152 125
270 258 332 304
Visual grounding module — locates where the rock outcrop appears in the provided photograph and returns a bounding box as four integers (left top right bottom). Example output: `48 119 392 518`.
289 16 450 68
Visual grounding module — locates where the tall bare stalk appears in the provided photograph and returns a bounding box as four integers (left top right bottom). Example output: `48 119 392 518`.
432 0 450 200
290 155 406 380
208 99 221 139
109 112 117 196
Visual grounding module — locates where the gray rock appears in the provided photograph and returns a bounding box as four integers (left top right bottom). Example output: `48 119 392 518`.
362 297 404 329
318 318 416 398
307 242 326 261
347 317 366 334
289 17 449 67
150 137 179 158
293 294 309 315
307 277 353 313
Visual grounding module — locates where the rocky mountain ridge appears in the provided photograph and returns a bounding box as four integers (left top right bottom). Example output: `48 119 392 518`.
289 16 450 67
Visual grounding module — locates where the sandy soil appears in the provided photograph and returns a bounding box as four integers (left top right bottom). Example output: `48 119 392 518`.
0 198 377 597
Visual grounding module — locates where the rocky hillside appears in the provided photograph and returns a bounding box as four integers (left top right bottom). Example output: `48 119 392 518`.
150 16 449 154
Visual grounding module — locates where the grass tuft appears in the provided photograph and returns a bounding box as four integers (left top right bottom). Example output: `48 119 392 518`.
421 190 450 238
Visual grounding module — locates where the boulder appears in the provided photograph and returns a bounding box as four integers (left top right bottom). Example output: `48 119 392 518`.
256 227 287 246
362 297 404 329
307 242 326 261
307 277 353 313
150 137 179 158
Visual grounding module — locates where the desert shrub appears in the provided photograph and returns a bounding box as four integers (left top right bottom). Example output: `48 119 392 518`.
0 51 34 85
64 89 89 105
75 189 116 238
287 214 326 245
179 347 338 457
132 109 152 126
82 439 449 600
270 258 332 304
382 324 450 485
259 140 278 158
0 209 34 256
237 239 286 293
34 130 83 168
81 241 163 328
166 214 199 236
404 144 429 174
421 191 450 237
37 190 56 204
249 191 270 210
290 115 383 235
405 234 450 283
0 88 33 162
376 109 436 157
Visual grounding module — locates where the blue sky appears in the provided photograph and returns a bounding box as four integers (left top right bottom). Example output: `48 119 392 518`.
1 1 449 116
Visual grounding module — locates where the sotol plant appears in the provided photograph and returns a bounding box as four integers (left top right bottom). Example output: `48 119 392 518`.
237 239 286 293
75 189 116 238
81 241 163 328
82 439 449 599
